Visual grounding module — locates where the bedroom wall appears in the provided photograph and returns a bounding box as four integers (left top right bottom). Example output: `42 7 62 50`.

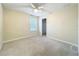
3 8 39 42
78 4 79 55
0 4 3 50
47 4 78 45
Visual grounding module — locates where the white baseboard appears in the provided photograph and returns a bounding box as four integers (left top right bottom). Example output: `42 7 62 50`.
47 35 78 47
3 35 78 48
3 35 37 44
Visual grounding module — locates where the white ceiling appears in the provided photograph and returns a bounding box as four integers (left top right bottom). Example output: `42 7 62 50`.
2 3 70 17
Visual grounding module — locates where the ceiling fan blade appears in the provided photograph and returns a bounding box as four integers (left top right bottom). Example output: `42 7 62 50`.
38 6 44 9
30 3 36 9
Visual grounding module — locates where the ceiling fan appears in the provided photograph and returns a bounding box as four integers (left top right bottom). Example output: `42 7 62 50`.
30 3 44 13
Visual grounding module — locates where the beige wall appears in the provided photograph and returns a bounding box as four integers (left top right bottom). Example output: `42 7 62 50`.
47 4 78 45
3 8 39 42
0 4 3 50
78 4 79 55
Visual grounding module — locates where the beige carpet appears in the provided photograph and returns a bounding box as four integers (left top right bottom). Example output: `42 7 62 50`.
0 36 78 56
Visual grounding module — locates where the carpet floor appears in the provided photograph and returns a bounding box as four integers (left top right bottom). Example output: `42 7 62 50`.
0 36 78 56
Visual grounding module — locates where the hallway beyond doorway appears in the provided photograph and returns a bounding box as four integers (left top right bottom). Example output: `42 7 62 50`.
42 18 46 36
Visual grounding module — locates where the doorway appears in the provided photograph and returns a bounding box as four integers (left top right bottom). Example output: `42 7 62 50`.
42 18 46 36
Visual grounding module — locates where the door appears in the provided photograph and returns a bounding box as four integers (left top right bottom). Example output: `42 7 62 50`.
42 18 46 36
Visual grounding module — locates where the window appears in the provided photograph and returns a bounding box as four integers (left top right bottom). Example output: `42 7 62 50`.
29 15 37 32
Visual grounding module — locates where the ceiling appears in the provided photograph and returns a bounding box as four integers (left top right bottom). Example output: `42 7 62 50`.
2 3 70 17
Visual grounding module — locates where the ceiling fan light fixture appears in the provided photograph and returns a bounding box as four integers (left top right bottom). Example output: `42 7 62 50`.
34 9 38 13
